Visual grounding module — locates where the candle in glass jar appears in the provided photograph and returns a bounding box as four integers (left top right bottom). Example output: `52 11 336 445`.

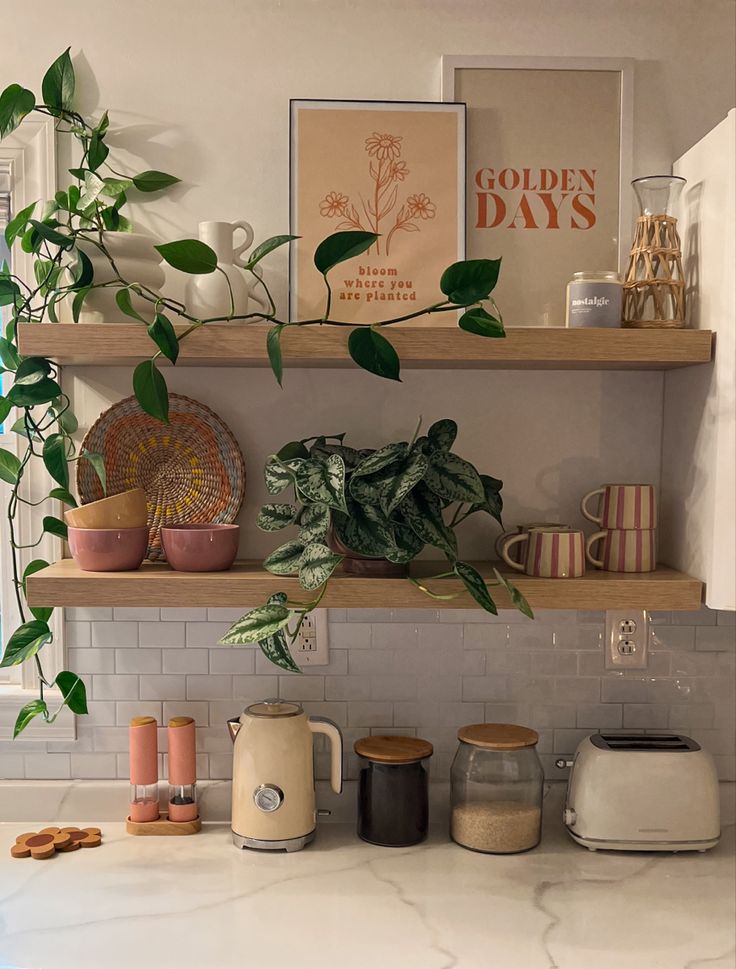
566 271 623 327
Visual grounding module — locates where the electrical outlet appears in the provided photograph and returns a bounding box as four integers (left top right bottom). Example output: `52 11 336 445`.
605 609 649 670
293 609 329 666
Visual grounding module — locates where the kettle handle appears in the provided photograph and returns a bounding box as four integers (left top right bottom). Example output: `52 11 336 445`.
308 716 343 795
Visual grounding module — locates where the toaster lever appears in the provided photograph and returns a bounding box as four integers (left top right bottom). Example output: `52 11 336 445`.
555 758 574 769
317 809 331 817
563 808 577 826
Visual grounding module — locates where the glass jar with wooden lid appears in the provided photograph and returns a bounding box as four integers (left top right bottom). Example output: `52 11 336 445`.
354 735 433 847
450 723 543 854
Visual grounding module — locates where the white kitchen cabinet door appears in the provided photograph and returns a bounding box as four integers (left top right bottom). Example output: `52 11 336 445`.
661 110 735 609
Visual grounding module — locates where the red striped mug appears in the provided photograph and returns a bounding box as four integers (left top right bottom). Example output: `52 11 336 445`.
501 527 586 579
586 528 657 573
581 484 657 530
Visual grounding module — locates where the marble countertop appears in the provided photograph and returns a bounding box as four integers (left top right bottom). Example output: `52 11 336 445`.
1 790 734 969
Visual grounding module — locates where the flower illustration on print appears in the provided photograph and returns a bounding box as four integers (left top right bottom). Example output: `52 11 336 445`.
318 131 435 256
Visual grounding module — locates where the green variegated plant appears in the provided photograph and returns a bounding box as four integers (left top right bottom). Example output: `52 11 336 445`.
221 420 533 671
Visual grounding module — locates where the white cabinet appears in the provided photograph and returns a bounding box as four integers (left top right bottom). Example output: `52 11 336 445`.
661 110 736 609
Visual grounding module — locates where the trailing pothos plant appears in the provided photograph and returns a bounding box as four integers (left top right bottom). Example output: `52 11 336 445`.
220 420 533 671
0 48 509 735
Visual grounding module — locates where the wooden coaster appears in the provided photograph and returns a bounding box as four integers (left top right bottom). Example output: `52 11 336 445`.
10 826 102 859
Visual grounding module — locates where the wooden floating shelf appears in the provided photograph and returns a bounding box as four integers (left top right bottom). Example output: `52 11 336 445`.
27 560 703 611
17 323 713 370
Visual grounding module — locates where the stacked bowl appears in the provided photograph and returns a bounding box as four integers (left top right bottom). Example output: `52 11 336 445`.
65 489 149 572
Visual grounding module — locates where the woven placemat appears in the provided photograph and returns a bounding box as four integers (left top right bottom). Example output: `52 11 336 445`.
77 393 245 561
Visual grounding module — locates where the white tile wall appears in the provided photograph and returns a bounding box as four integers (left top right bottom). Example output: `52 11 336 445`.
0 607 733 781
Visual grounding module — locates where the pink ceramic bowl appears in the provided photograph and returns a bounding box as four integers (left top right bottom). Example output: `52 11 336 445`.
160 524 240 572
68 526 149 572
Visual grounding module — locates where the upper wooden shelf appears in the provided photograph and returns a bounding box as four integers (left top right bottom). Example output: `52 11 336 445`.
27 559 703 611
17 323 713 370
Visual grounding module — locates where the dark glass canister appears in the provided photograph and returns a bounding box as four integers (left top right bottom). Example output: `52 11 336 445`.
355 736 433 847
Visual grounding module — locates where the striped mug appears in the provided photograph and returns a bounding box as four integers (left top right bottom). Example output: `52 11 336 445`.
581 483 657 530
501 527 586 579
494 522 572 562
586 528 657 573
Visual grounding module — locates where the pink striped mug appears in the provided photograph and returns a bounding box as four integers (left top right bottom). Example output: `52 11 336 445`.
581 483 657 530
501 527 586 579
586 528 657 573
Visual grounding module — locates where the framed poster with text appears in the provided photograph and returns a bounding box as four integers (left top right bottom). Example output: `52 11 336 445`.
289 100 465 324
442 57 633 325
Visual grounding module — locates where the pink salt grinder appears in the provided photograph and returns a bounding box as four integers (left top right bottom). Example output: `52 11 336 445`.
129 716 160 822
167 716 198 822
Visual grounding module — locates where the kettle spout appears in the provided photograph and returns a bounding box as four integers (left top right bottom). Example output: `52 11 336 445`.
227 717 241 743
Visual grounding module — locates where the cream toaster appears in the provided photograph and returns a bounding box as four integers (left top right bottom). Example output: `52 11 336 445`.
558 733 720 852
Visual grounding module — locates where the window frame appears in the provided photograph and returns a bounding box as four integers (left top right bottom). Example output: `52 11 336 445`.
0 115 73 740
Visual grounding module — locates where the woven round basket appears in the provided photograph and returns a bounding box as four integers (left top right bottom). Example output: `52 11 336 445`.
77 393 245 561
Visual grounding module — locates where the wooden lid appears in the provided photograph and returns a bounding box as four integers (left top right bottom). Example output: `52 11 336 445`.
130 716 156 728
168 716 194 728
457 723 539 750
354 735 433 764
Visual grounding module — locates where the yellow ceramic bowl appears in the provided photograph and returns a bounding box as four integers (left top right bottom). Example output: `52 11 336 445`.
64 488 148 530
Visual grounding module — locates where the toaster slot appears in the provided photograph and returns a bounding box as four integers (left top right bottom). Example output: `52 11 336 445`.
592 733 700 752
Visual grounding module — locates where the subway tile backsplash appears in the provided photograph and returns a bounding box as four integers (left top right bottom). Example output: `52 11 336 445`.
1 606 734 782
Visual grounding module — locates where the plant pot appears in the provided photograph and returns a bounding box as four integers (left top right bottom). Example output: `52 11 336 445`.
328 530 407 578
74 232 166 323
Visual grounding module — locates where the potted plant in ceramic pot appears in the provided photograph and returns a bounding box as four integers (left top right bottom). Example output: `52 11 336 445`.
221 419 533 671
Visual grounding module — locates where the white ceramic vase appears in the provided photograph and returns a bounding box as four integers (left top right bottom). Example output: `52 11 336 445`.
184 221 269 322
75 231 166 323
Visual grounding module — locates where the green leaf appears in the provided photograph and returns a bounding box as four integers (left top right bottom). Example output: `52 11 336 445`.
264 455 300 495
219 603 291 645
43 515 68 540
427 418 457 452
455 561 498 615
0 277 20 307
259 626 301 674
115 288 147 323
313 230 378 275
133 360 169 423
440 258 501 305
246 234 299 269
267 324 285 387
399 486 457 559
298 502 330 544
70 250 94 290
424 451 485 504
493 568 534 620
79 170 106 208
385 521 424 564
256 503 298 531
55 671 88 715
348 327 400 381
148 313 179 364
277 440 310 461
1 620 52 668
0 336 21 370
7 377 62 407
49 486 77 507
0 447 21 484
132 170 181 193
79 450 107 496
42 433 69 488
0 396 12 424
0 84 35 138
468 474 504 526
87 131 109 171
298 542 342 591
56 407 79 435
333 498 395 558
29 219 74 250
13 699 48 738
353 442 407 478
72 286 90 323
295 454 347 512
381 449 429 515
42 48 75 113
14 357 52 386
4 200 37 248
100 176 133 197
459 306 505 338
155 239 217 274
23 558 50 597
263 540 305 576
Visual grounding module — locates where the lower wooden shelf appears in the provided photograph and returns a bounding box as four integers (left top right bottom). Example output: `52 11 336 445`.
26 560 703 611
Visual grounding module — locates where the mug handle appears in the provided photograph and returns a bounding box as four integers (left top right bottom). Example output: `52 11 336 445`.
500 534 526 572
585 531 607 568
494 530 513 560
232 220 255 267
581 487 605 525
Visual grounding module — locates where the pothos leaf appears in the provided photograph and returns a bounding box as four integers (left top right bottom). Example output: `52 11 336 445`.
493 568 534 620
455 561 498 615
295 454 347 512
298 502 330 544
424 451 485 504
263 539 305 575
256 503 298 531
267 324 285 387
133 360 169 423
298 542 343 591
0 620 52 668
427 418 457 452
55 671 88 715
219 603 291 645
42 433 69 488
13 699 48 738
43 515 68 540
79 450 106 496
259 626 301 674
347 326 400 382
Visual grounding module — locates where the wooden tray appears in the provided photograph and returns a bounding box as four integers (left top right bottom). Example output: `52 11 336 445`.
126 813 201 836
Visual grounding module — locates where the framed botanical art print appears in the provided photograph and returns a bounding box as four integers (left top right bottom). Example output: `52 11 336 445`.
289 100 465 324
442 56 633 325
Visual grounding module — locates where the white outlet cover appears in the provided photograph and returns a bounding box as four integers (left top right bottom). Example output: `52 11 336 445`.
294 608 329 666
605 609 649 670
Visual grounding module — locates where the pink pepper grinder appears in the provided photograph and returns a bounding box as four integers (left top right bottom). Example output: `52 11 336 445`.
167 716 198 822
129 716 160 822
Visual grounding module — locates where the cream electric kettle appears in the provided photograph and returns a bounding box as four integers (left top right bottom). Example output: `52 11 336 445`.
227 699 343 852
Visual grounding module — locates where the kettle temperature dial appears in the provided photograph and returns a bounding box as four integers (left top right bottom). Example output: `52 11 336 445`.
253 784 284 813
